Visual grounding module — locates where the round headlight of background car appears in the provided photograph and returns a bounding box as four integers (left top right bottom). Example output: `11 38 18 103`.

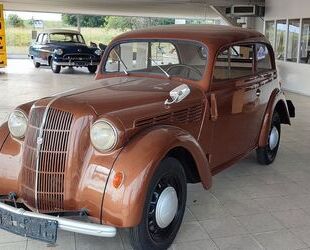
8 110 28 139
94 49 102 56
90 119 118 152
54 48 63 56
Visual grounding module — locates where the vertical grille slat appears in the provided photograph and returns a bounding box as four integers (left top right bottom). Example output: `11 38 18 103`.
21 107 73 212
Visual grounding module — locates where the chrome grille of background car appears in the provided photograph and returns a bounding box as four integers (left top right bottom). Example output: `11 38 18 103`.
135 103 204 127
21 107 73 212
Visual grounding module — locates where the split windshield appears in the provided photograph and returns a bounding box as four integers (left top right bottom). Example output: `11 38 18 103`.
49 33 85 44
104 40 208 81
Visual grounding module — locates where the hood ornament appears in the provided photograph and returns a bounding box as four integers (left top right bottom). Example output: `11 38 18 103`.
164 84 191 105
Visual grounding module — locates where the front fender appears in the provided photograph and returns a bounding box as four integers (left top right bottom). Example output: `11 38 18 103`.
0 122 9 150
101 125 211 227
258 89 291 147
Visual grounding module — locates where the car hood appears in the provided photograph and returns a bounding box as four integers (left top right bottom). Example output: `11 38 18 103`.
60 77 203 117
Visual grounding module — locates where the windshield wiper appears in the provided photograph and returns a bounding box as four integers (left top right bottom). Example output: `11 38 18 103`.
149 58 170 78
113 51 129 75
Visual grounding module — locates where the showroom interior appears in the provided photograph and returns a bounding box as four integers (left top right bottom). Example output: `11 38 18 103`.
0 0 310 249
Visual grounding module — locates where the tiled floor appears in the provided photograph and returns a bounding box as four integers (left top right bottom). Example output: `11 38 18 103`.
0 59 310 250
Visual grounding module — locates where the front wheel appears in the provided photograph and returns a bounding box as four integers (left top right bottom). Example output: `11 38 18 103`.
87 65 97 74
129 157 187 250
50 60 61 74
256 112 281 165
33 60 40 68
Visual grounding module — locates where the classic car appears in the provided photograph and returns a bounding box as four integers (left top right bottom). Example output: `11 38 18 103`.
0 25 295 250
29 29 103 74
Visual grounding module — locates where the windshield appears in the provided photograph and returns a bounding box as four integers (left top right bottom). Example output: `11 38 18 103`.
49 33 85 44
104 40 208 81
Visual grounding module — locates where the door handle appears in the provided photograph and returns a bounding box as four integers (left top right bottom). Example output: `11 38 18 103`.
256 89 261 97
210 93 218 121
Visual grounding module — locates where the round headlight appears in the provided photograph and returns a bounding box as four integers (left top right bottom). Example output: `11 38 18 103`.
94 49 102 56
8 110 28 139
54 48 63 56
90 119 118 152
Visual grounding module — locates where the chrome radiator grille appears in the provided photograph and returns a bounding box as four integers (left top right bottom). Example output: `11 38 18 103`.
21 107 73 212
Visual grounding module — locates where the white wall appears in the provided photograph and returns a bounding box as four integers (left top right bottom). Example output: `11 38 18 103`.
265 0 310 96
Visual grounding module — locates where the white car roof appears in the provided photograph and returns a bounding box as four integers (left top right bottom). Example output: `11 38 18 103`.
40 29 81 35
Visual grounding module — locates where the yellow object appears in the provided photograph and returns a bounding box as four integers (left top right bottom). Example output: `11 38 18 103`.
0 3 7 68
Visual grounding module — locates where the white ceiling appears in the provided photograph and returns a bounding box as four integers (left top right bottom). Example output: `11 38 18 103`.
2 0 264 18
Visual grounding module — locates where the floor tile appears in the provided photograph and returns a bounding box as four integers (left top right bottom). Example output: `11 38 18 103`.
174 221 210 243
170 239 218 250
213 235 263 250
271 209 310 228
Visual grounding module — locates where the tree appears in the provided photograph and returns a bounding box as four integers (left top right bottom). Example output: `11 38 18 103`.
62 14 106 27
104 16 133 30
7 14 24 27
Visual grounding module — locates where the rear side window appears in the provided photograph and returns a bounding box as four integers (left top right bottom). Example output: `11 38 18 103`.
213 45 254 81
256 44 273 72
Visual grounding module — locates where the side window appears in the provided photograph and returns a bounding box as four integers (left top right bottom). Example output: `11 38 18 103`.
213 45 254 81
256 44 273 72
42 34 48 44
36 34 43 44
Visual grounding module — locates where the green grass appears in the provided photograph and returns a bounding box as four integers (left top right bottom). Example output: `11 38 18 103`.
5 26 123 55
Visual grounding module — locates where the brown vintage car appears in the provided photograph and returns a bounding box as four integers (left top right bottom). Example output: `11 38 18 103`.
0 25 295 250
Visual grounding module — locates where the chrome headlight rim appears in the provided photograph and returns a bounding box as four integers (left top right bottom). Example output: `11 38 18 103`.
90 118 119 153
94 49 102 56
8 109 28 139
54 48 64 56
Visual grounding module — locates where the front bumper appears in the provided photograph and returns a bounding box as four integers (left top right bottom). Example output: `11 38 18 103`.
53 60 100 67
0 201 117 238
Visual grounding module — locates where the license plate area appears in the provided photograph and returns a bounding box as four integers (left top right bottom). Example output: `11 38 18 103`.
0 207 58 243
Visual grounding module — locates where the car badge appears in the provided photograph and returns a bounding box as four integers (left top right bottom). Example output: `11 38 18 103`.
78 49 82 52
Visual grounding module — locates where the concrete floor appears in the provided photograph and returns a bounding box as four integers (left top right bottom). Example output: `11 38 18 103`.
0 59 310 250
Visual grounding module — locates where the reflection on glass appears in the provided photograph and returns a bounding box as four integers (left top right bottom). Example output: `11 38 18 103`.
265 21 275 47
300 19 310 64
275 20 287 60
287 19 300 62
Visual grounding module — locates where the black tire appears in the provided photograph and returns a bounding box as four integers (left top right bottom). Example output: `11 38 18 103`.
50 60 61 74
33 60 40 68
129 157 187 250
88 65 97 74
256 112 281 165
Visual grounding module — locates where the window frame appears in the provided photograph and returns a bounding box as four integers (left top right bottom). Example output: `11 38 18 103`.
212 42 256 83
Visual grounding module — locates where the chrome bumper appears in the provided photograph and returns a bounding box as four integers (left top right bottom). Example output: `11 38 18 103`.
53 61 99 66
0 202 117 238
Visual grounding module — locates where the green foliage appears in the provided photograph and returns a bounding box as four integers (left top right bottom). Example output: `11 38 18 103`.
62 14 106 27
6 14 24 27
104 16 175 31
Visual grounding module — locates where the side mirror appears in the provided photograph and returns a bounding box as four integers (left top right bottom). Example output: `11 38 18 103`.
165 84 191 105
90 42 98 48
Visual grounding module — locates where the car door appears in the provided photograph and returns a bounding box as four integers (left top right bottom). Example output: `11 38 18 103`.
31 33 43 61
206 44 263 170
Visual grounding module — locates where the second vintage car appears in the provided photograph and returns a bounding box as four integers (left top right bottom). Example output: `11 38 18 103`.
29 29 103 73
1 25 294 250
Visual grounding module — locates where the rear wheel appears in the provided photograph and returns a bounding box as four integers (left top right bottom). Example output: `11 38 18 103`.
88 65 97 74
129 157 187 250
256 112 281 165
50 60 61 74
33 60 40 68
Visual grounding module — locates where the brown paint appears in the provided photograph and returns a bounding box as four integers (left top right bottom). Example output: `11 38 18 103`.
0 25 292 228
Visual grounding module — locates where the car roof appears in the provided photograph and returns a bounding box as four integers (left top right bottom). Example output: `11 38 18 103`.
40 29 81 35
112 24 268 51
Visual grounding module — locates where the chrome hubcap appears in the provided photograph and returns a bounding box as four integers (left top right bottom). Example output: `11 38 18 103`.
155 186 178 229
269 126 279 150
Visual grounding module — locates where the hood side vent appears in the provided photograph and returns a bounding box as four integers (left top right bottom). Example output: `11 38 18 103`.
135 104 203 128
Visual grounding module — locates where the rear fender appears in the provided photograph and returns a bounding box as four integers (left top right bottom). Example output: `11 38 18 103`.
101 125 211 227
258 89 291 147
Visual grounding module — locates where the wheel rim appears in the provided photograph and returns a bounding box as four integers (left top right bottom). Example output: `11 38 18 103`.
269 126 279 150
147 175 182 241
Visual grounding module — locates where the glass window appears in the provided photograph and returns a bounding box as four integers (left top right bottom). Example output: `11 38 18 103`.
287 19 300 62
213 45 254 81
49 33 85 44
42 34 48 44
36 34 43 44
265 21 275 47
275 20 287 60
104 40 207 81
300 18 310 64
256 44 273 72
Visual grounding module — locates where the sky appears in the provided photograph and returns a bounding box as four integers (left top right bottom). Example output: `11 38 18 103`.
4 11 62 21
